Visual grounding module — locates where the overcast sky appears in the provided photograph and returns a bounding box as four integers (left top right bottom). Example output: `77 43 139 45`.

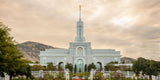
0 0 160 60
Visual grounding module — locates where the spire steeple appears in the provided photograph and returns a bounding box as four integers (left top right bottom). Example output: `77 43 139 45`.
75 5 85 42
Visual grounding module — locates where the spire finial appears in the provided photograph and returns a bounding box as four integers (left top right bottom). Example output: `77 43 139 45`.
79 5 81 10
79 5 81 21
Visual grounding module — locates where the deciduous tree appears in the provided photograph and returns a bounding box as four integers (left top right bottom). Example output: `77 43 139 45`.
133 57 160 80
46 62 56 71
132 57 147 76
0 22 25 80
145 60 159 80
105 64 117 71
31 65 45 71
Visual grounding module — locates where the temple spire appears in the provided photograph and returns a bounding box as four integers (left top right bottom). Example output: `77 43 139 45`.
75 5 85 42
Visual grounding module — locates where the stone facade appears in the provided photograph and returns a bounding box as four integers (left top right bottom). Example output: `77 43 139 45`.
39 41 121 72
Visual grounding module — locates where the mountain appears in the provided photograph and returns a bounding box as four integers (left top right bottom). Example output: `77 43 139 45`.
17 41 56 62
121 57 136 64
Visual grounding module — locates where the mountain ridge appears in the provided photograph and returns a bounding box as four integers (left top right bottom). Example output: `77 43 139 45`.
17 41 57 62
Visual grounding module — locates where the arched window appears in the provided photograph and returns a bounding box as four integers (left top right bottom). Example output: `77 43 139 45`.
58 62 64 71
77 47 83 56
96 62 102 71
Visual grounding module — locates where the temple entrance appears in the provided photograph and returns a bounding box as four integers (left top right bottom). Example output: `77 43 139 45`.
96 62 102 71
58 62 64 71
76 59 84 73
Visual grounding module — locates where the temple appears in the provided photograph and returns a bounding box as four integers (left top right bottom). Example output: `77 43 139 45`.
39 5 121 72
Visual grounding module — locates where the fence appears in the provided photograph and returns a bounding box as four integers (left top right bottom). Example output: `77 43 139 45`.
31 70 63 78
32 70 136 78
103 71 135 78
103 71 160 80
1 71 159 80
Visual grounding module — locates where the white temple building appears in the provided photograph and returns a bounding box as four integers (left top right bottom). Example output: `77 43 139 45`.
39 5 121 72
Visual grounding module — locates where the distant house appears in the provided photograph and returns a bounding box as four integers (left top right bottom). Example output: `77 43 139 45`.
121 57 135 64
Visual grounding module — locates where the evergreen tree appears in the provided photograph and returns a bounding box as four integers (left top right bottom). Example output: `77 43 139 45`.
88 63 96 72
74 64 77 73
65 63 73 72
85 64 87 72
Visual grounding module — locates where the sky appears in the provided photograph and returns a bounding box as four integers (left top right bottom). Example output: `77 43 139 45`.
0 0 160 60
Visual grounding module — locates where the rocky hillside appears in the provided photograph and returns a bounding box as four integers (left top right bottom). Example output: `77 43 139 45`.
17 41 56 62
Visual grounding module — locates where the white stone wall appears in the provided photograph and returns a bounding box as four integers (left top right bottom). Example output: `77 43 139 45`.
39 41 121 68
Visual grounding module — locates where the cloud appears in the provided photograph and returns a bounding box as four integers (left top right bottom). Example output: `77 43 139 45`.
0 0 160 60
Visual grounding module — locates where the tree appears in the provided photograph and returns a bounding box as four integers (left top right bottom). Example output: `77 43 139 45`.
74 64 77 73
46 62 56 71
88 63 96 72
25 65 33 79
85 64 87 72
132 57 160 80
105 64 117 71
157 61 160 80
122 60 125 64
132 57 147 76
65 63 73 72
15 59 33 79
145 60 159 80
157 61 160 73
31 65 45 71
99 64 103 71
35 61 40 64
0 22 25 80
108 61 118 64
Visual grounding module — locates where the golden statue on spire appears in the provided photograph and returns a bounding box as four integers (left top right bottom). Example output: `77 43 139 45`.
79 5 81 10
79 5 82 21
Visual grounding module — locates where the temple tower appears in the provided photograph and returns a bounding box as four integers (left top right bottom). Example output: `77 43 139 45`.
75 5 85 42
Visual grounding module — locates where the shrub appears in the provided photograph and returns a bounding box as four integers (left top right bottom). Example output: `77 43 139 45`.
94 72 103 79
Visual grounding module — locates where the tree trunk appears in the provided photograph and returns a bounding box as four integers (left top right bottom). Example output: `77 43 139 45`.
9 75 12 80
26 75 28 79
149 75 152 80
